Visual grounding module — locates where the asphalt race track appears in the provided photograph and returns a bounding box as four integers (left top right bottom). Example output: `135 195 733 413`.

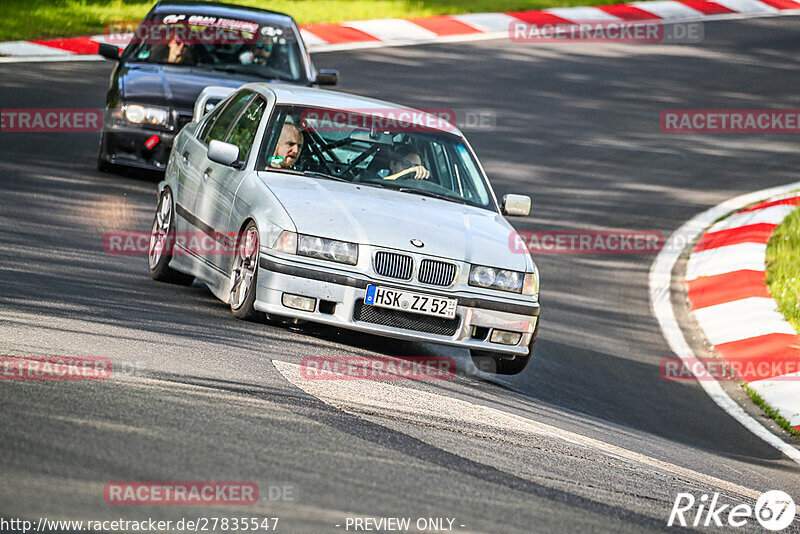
1 16 800 534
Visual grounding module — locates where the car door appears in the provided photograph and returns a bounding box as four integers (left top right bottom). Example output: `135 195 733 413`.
195 93 267 273
174 95 243 233
179 91 253 255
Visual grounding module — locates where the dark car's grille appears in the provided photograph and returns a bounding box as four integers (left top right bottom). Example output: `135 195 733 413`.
353 299 460 336
374 251 413 280
418 259 458 287
175 113 193 132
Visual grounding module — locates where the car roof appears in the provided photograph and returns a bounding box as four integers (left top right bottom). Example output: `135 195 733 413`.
243 83 462 136
152 1 296 26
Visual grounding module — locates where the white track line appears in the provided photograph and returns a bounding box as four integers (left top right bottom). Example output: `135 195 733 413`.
306 11 800 53
707 204 797 234
685 242 767 280
628 1 705 18
545 6 623 21
299 29 329 47
0 54 105 64
343 19 439 41
712 0 779 13
0 41 72 56
451 13 522 32
692 297 798 345
272 360 763 500
748 373 800 427
649 181 800 465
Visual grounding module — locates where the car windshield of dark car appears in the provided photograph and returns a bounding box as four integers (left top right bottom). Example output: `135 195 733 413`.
258 106 495 210
125 15 303 82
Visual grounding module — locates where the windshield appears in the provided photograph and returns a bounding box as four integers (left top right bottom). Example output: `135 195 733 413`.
258 105 495 210
124 14 304 83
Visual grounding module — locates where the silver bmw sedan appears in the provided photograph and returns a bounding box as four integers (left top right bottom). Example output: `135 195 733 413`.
149 83 540 374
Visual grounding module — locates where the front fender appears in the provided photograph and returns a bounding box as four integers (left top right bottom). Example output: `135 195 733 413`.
232 172 296 250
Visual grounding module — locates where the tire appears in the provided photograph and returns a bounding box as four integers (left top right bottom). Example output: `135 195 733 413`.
97 132 116 173
97 156 109 172
229 221 263 321
97 155 113 173
471 315 540 375
148 188 195 286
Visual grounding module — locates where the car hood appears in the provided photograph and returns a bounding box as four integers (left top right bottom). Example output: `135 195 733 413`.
119 63 264 110
258 172 527 271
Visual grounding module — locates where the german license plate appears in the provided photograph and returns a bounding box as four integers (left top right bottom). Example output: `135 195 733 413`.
365 285 457 319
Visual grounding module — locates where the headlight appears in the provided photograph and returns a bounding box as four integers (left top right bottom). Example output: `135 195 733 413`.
271 231 358 266
114 103 170 128
298 234 358 265
469 265 527 294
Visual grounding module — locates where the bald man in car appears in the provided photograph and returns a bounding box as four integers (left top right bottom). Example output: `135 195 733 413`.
270 123 304 169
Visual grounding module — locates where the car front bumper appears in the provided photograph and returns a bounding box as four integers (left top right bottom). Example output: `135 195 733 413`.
99 123 177 172
254 254 540 357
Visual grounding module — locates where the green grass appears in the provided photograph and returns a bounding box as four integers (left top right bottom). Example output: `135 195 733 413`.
765 204 800 334
742 202 800 440
742 383 800 440
2 0 637 42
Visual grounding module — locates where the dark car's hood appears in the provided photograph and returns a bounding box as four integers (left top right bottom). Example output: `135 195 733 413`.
119 63 265 110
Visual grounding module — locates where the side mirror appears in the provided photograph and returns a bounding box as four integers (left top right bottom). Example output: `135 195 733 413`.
98 43 121 61
502 194 531 217
208 140 240 167
316 69 339 86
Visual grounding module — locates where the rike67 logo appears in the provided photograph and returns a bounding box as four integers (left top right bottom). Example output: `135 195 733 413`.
668 490 796 531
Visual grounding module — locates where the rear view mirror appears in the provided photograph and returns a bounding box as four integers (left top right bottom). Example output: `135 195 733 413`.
208 140 240 167
502 194 531 217
349 129 394 145
98 43 120 61
316 69 339 86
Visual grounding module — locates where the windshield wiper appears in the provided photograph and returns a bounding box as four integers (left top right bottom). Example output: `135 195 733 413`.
358 181 385 189
395 188 466 204
205 65 294 82
302 170 349 182
208 65 256 75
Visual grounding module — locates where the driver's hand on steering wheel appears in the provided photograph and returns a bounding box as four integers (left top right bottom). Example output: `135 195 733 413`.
384 165 430 181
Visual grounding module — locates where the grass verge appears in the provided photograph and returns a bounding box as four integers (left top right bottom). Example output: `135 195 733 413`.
742 383 800 440
760 202 800 439
765 204 800 334
4 0 640 42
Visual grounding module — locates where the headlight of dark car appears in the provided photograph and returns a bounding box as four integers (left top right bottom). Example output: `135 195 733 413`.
112 103 170 128
469 265 537 296
273 231 358 266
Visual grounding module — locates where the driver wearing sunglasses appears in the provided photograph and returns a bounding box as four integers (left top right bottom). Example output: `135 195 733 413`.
165 36 191 64
239 41 274 66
